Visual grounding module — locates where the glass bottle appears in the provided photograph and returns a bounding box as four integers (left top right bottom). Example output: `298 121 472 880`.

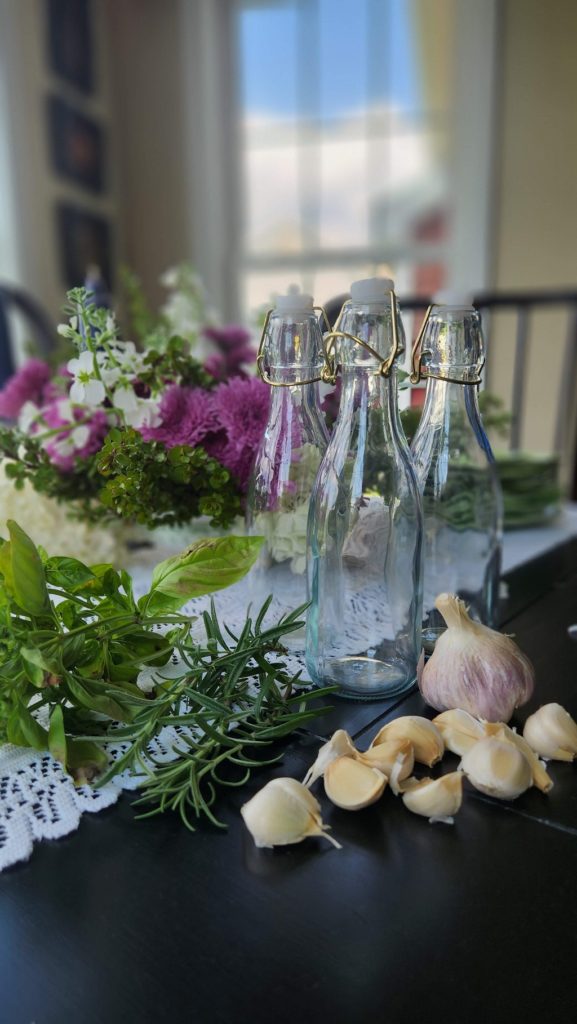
247 289 329 618
306 278 423 700
410 301 503 649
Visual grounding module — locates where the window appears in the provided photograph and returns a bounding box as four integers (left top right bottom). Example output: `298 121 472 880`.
237 0 456 315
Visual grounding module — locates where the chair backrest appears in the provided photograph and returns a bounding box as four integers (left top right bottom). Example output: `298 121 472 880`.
0 283 57 386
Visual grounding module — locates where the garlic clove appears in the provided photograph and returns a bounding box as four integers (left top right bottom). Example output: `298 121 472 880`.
523 703 577 761
432 708 487 756
370 716 444 767
484 722 553 792
241 777 341 849
303 729 358 787
460 737 532 800
401 772 463 824
324 756 387 811
420 593 535 723
357 738 415 781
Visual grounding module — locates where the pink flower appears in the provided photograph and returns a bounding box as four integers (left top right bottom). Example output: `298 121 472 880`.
139 384 219 449
0 359 52 419
207 377 270 491
41 400 109 471
203 325 255 380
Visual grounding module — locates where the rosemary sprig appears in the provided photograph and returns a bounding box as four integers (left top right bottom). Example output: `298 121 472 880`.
90 599 333 830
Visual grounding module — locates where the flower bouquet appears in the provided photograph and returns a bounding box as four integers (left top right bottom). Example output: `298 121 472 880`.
0 279 270 556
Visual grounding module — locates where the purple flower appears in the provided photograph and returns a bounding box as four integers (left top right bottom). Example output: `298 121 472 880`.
203 325 256 380
207 377 270 491
139 384 219 449
0 359 52 419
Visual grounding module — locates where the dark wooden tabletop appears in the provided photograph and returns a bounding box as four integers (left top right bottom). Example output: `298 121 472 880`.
2 541 577 1024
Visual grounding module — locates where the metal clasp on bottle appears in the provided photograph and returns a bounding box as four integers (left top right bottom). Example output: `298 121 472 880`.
322 289 402 380
256 306 337 387
410 305 484 385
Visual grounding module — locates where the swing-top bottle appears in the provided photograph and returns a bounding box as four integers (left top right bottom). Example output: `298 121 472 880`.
247 288 329 616
306 277 423 699
410 300 503 648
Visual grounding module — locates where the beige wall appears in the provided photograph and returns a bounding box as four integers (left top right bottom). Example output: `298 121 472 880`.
103 0 190 312
490 0 577 463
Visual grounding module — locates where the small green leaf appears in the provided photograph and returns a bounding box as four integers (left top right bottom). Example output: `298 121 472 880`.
140 535 263 616
48 704 67 766
65 675 133 723
6 521 50 616
45 556 96 591
9 701 48 750
20 646 49 686
66 739 108 784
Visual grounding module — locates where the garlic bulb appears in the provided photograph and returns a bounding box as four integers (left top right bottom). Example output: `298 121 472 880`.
484 721 553 792
420 593 534 722
324 756 387 810
460 737 532 800
303 729 358 787
241 777 341 849
401 773 463 824
523 703 577 762
370 716 444 767
433 709 487 756
357 738 414 782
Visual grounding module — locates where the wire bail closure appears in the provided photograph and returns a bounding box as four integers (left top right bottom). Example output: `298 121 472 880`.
410 304 484 386
322 289 402 380
256 305 336 387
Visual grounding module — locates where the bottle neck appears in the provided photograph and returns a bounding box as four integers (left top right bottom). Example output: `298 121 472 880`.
267 379 329 445
414 378 494 462
336 365 404 448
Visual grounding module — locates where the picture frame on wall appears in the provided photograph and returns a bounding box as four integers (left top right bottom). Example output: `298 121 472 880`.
56 203 112 290
46 0 94 95
47 96 104 193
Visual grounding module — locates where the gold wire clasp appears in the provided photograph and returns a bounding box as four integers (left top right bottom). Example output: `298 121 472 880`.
410 304 484 385
256 305 334 387
322 289 402 379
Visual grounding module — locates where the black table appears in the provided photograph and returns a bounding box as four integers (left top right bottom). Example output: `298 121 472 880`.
3 541 577 1024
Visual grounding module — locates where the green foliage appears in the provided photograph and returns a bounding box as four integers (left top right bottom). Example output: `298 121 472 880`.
96 428 242 529
0 522 328 827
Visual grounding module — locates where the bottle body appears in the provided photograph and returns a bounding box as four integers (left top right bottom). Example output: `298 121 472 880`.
246 301 328 618
411 307 503 648
306 287 423 699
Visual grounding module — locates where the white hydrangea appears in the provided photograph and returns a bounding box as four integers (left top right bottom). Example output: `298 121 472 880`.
254 500 309 575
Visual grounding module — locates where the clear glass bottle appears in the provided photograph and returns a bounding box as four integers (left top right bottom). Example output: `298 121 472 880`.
247 289 329 617
410 301 503 649
306 278 423 700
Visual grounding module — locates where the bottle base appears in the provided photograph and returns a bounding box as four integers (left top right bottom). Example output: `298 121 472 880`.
308 655 416 701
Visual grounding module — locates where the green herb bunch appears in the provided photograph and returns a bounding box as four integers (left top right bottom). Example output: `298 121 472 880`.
0 521 328 827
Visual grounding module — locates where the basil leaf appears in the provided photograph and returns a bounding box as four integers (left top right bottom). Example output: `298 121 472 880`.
48 705 67 766
6 521 50 617
45 557 96 592
139 535 263 616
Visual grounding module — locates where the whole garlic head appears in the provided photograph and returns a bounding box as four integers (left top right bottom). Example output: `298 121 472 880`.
241 777 341 849
523 703 577 762
420 594 535 722
460 737 532 800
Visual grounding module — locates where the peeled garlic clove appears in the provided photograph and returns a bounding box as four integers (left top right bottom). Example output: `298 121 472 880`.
460 737 532 800
303 729 358 787
484 721 553 792
420 593 535 722
370 716 444 767
433 709 487 756
241 777 341 849
523 703 577 762
357 738 414 780
324 756 387 811
401 772 463 824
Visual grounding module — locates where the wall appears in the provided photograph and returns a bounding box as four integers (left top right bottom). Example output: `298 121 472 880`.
489 0 577 464
103 0 190 313
0 0 117 326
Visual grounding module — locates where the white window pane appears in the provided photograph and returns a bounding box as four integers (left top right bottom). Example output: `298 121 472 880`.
319 137 369 248
318 0 368 123
239 4 298 127
245 146 302 254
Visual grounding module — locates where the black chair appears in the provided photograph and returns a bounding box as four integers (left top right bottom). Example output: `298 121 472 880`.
0 283 57 386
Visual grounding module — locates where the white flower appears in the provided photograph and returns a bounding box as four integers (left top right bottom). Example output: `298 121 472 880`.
113 385 138 415
255 500 309 575
51 424 91 459
18 401 40 433
113 387 161 429
67 351 106 406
